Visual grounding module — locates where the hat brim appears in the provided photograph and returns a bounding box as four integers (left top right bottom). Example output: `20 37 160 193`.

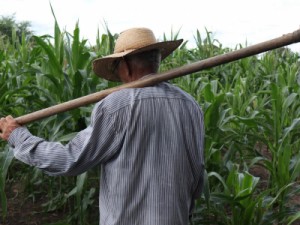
92 39 183 82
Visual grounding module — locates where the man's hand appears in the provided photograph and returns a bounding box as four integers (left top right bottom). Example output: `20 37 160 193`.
0 116 21 141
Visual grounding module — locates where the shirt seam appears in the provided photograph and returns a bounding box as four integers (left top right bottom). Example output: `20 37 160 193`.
105 96 199 115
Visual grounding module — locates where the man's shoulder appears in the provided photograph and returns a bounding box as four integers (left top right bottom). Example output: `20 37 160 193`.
98 82 200 113
96 88 137 114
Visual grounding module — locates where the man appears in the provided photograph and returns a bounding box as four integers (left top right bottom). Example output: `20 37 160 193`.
0 27 205 225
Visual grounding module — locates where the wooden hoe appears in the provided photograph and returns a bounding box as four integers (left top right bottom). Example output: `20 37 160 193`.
15 28 300 125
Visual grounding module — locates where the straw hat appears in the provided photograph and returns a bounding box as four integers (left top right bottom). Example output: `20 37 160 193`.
92 27 183 81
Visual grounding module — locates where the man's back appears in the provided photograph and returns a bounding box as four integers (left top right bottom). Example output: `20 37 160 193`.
98 82 205 225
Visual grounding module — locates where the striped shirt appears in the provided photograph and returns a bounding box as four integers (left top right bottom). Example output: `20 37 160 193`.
8 81 205 225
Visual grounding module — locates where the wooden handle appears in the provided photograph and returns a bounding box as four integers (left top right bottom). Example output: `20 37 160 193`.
15 28 300 125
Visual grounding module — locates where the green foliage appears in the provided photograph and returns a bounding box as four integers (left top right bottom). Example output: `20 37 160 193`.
0 12 105 224
0 146 14 220
1 13 300 224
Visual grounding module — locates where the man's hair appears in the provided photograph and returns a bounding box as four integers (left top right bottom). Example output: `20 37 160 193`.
125 49 161 74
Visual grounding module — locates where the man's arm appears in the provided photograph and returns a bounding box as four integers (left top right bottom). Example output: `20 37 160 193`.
0 102 125 176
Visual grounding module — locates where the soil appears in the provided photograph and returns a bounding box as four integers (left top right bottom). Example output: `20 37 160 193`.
249 143 271 190
0 181 67 225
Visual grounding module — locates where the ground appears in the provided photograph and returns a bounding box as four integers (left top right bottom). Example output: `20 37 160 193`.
0 181 66 225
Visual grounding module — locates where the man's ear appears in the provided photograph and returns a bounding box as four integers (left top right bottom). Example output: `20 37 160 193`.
123 59 132 77
118 59 131 82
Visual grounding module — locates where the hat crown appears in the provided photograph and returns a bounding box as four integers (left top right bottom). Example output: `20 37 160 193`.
114 28 157 54
93 27 183 82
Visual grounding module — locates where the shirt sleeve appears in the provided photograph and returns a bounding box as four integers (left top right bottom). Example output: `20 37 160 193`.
7 101 125 176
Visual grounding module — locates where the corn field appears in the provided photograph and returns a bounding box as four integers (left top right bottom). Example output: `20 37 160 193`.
1 16 300 225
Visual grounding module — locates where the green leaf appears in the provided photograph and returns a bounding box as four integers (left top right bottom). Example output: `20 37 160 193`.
287 211 300 225
72 22 80 72
290 153 300 182
208 171 229 193
202 83 215 102
204 93 225 129
34 36 62 77
0 146 14 219
282 118 300 142
73 70 83 98
56 132 78 143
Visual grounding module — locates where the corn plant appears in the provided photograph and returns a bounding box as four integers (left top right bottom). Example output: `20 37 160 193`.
175 36 300 224
0 146 14 220
1 13 300 224
192 164 264 225
0 10 105 223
